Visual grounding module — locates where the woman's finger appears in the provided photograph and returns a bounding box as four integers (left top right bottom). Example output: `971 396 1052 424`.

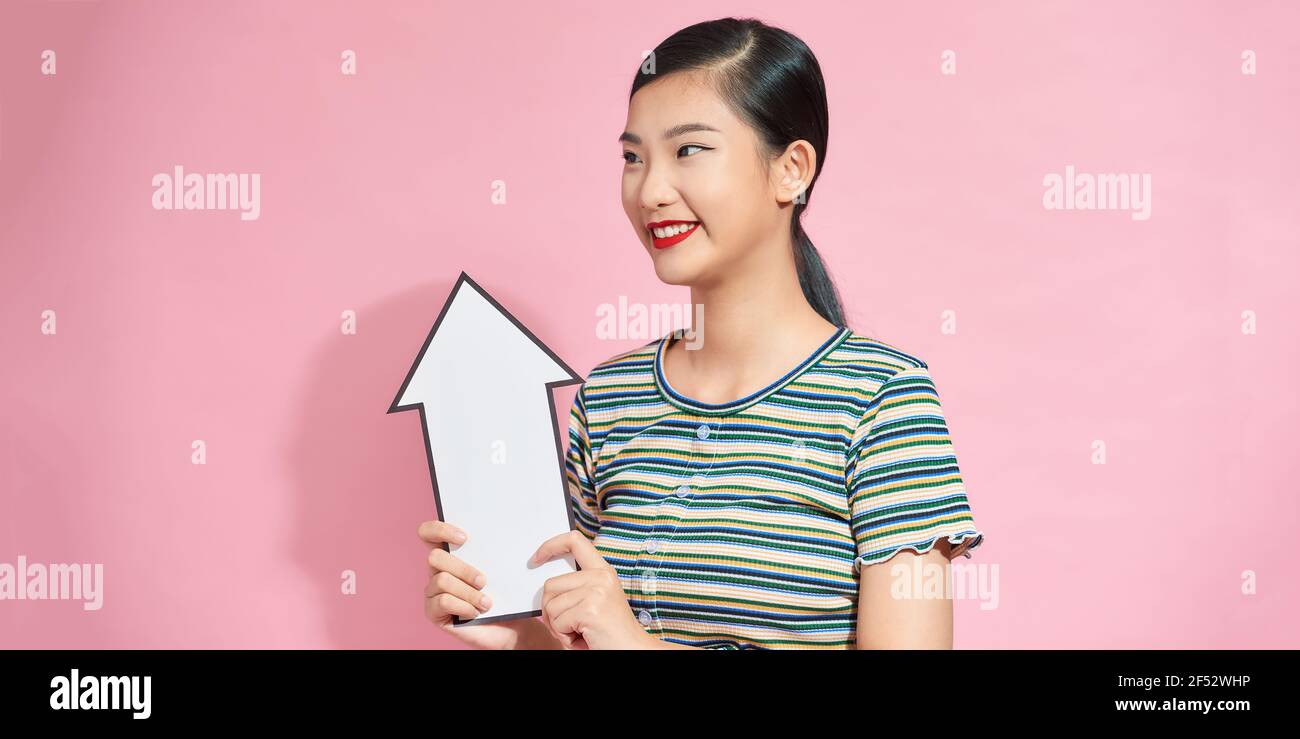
417 520 468 546
424 570 492 613
546 591 594 642
427 548 487 589
541 587 586 632
530 530 609 571
539 568 604 600
539 608 575 648
426 591 481 623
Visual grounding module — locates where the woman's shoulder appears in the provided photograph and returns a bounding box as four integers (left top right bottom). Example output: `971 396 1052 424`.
575 333 666 397
833 331 954 437
592 333 662 371
835 328 931 377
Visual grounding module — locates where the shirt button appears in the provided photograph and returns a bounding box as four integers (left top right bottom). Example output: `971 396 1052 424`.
696 424 710 440
645 540 659 554
676 485 691 498
641 568 657 595
637 609 652 626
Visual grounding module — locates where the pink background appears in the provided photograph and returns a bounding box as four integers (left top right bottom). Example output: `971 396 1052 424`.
2 0 1297 648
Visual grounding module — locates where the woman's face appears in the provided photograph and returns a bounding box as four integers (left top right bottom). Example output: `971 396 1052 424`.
620 71 794 287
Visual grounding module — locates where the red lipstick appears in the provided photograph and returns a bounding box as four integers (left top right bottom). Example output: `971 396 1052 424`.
646 219 701 250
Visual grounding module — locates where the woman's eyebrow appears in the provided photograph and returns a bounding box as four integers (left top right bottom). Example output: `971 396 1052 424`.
618 122 721 145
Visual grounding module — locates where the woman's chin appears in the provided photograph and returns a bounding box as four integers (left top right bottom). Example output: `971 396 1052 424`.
649 244 715 284
651 257 706 286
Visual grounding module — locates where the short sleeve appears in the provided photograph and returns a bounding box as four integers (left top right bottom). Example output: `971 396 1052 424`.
565 384 601 541
847 364 984 572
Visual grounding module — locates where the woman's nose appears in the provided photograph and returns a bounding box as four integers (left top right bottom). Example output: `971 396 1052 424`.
635 157 679 211
639 179 677 212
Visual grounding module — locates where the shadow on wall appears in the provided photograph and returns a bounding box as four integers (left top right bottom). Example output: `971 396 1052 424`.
283 276 579 648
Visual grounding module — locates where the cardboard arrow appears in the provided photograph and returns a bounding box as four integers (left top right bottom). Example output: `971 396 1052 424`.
389 272 584 625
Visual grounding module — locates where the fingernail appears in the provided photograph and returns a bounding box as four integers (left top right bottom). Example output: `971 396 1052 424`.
479 594 492 610
454 531 467 543
474 574 486 588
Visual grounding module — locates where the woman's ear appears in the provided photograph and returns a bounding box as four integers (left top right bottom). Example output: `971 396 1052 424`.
773 139 818 204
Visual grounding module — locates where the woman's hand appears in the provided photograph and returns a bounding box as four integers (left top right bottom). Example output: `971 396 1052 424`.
417 519 561 650
530 530 659 650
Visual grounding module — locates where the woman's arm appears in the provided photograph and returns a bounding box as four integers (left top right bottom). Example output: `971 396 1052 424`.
855 540 956 649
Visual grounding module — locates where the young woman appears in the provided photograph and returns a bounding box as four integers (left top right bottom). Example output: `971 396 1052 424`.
418 16 984 650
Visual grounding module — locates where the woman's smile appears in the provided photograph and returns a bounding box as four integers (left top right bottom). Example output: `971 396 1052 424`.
647 219 700 249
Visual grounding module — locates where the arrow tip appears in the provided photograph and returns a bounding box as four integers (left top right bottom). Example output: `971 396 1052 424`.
389 271 584 414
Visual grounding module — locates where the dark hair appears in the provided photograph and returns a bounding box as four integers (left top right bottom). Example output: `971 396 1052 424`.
629 17 846 328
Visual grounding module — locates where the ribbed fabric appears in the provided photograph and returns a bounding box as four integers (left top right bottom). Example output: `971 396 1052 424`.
564 327 984 649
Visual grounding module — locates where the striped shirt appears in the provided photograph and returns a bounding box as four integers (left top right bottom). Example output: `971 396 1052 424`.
564 326 985 650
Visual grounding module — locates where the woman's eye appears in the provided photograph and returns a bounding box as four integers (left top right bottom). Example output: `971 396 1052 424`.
622 146 707 164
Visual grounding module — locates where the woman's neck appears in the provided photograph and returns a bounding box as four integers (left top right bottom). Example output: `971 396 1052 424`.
667 264 839 403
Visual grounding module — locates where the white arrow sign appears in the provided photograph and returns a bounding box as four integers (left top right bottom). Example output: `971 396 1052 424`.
389 272 584 625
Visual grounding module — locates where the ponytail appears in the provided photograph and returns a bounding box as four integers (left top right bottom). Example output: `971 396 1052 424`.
792 217 846 327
